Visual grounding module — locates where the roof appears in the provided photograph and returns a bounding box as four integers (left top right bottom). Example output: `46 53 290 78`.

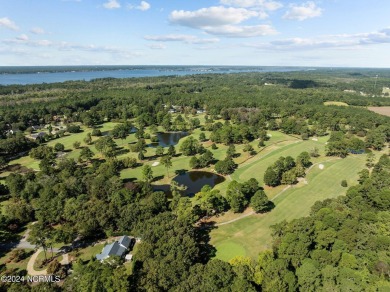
118 236 131 249
95 235 132 261
30 132 46 139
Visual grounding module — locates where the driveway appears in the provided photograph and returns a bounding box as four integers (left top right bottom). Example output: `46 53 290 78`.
26 248 69 276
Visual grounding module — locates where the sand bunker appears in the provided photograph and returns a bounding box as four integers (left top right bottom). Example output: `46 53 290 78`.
319 164 324 170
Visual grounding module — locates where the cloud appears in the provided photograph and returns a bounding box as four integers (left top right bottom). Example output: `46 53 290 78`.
148 43 166 50
245 28 390 51
204 24 277 37
16 34 29 41
169 6 258 28
2 37 142 58
30 27 46 35
0 17 19 31
283 2 322 21
144 34 220 44
220 0 283 11
137 1 150 11
169 6 276 38
103 0 121 9
127 1 151 11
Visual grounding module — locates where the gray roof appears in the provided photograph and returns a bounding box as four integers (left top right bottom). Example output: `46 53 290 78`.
31 132 46 139
118 236 131 249
96 236 132 261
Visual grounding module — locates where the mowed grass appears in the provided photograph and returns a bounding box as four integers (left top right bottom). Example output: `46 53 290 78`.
324 101 349 106
232 137 327 199
210 154 366 261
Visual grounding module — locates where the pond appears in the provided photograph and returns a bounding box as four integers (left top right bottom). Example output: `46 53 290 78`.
172 171 225 196
152 131 188 147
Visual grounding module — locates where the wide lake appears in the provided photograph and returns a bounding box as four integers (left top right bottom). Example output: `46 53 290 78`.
0 65 310 85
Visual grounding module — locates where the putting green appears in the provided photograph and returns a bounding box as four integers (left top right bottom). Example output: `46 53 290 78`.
214 241 247 262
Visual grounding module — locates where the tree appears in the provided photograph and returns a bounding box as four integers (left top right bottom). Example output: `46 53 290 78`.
136 138 147 160
226 144 236 158
341 180 348 187
4 199 34 223
264 167 279 187
199 132 207 141
281 169 298 185
54 143 65 152
142 164 153 186
226 181 247 213
155 146 164 157
258 139 265 148
296 152 311 168
0 156 8 170
180 136 201 156
251 190 270 213
95 136 117 158
160 155 172 178
91 129 102 136
73 141 81 149
79 147 94 162
310 147 320 157
167 145 176 157
29 223 51 262
189 156 200 169
215 157 236 175
83 133 92 145
199 150 214 168
366 152 375 168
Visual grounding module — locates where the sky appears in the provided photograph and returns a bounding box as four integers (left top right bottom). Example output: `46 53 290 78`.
1 0 390 67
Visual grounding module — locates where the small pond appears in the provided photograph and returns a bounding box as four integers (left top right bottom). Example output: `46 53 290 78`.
172 171 225 196
151 131 188 147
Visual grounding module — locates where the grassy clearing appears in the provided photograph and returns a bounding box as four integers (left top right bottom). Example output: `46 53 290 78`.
0 249 34 272
73 243 106 262
215 241 246 262
33 250 63 271
232 138 326 199
324 101 349 106
368 106 390 117
210 154 366 261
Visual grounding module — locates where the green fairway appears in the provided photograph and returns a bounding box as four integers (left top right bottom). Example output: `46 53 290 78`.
215 241 246 262
210 154 367 261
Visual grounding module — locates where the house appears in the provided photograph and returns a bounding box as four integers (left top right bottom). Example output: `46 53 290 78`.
96 235 134 262
31 125 42 131
29 132 47 140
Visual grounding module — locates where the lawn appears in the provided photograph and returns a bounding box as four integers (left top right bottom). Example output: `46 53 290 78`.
73 243 106 262
33 250 63 271
324 101 349 106
210 154 367 261
0 248 34 272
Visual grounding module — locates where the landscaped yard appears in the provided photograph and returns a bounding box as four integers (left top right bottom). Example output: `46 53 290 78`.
0 248 34 272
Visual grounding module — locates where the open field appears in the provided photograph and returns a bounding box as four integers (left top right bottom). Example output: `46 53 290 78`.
210 154 367 261
324 101 349 106
368 106 390 117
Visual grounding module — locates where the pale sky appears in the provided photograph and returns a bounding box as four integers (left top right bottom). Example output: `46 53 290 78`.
1 0 390 67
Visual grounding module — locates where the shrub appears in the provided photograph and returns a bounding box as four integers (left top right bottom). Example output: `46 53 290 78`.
91 129 102 136
54 143 65 152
